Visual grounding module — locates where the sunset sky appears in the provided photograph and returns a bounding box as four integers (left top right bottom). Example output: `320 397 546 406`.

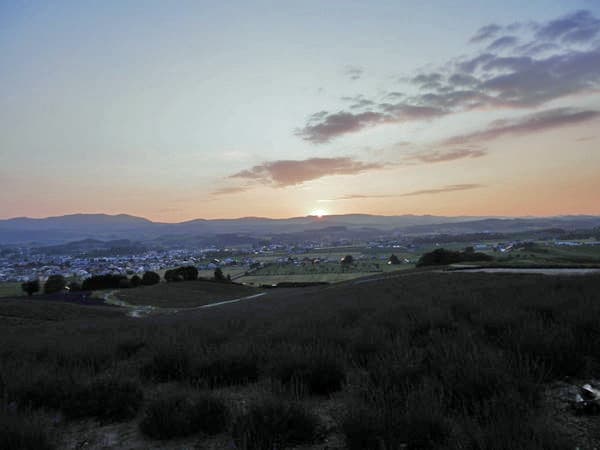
1 1 600 221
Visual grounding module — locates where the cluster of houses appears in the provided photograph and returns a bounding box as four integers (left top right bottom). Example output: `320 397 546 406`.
0 248 263 283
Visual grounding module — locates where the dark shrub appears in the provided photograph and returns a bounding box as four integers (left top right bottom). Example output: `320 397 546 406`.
401 410 451 450
139 394 229 440
141 271 160 286
417 248 492 266
191 394 230 435
232 399 321 450
341 407 382 450
21 279 39 296
130 275 142 287
118 278 132 289
43 275 66 294
54 347 111 374
81 274 127 291
193 356 259 388
165 266 198 282
0 411 54 450
10 377 70 411
116 340 145 359
343 382 451 450
214 267 226 282
139 396 195 440
140 349 191 382
273 356 345 395
62 379 143 422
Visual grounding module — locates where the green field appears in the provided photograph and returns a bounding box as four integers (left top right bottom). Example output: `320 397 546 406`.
0 282 24 298
484 243 600 267
238 263 414 285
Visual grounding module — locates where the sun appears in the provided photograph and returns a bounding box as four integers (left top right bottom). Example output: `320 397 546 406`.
309 209 328 218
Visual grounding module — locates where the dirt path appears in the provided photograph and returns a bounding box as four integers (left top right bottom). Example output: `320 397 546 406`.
103 290 268 318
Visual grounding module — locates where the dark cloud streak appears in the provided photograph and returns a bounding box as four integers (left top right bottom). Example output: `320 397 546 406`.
444 108 600 145
229 157 386 187
400 184 484 197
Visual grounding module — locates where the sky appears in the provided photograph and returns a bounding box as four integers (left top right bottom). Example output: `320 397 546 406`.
1 0 600 221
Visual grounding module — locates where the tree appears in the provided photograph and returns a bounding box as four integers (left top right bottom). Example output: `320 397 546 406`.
388 254 401 265
214 267 226 282
164 269 179 283
416 248 492 267
44 275 66 294
142 271 160 286
130 275 142 287
21 279 39 296
165 266 198 282
82 274 128 291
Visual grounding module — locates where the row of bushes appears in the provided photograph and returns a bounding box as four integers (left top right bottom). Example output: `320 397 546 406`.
4 381 323 447
21 265 233 295
0 410 55 450
21 271 162 295
140 349 345 395
21 275 67 296
140 394 322 447
417 247 494 266
9 377 143 424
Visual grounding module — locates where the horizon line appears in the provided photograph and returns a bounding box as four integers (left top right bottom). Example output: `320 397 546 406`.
1 211 599 224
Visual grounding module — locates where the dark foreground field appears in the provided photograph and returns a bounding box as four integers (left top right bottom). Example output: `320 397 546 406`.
115 279 259 308
1 271 600 449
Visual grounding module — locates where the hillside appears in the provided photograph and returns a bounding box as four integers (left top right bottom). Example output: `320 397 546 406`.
2 270 600 448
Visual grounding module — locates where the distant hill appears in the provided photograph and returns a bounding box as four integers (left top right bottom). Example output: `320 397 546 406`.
402 216 600 235
0 213 599 245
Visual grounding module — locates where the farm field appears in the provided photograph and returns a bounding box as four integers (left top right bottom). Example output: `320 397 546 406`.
1 270 600 449
477 243 600 268
238 265 414 285
0 282 24 298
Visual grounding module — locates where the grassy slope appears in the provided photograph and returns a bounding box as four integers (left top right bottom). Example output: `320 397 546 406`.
0 297 121 325
115 279 260 308
1 271 600 448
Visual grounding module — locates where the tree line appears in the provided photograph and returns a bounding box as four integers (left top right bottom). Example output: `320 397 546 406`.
21 266 231 296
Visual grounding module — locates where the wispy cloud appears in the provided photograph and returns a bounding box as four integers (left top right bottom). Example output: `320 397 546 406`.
229 157 386 187
297 10 600 143
400 184 484 197
296 106 445 143
575 135 596 142
470 24 503 43
343 65 364 80
405 148 487 163
211 186 249 196
535 10 600 43
444 108 600 145
319 184 484 202
486 35 519 51
333 193 397 200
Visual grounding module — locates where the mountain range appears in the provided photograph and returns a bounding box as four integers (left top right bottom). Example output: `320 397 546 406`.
1 213 599 245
